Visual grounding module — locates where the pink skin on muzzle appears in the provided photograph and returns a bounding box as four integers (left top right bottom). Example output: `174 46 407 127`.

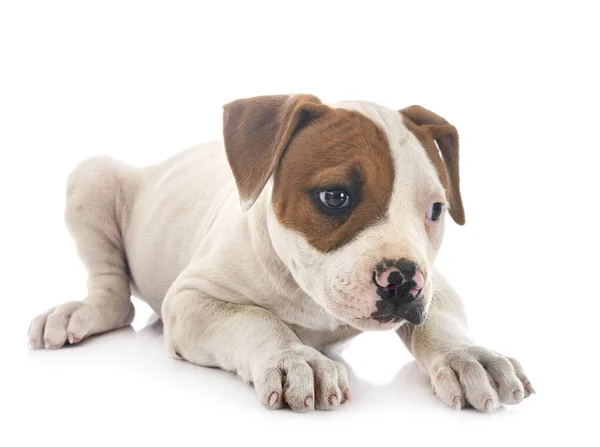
375 267 424 296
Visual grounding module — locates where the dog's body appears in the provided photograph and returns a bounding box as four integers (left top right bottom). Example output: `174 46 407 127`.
126 141 347 336
29 96 533 412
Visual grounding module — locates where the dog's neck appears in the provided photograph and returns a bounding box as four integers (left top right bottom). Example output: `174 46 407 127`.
244 184 298 290
242 184 346 332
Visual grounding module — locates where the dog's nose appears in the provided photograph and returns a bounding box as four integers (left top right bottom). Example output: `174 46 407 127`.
374 259 424 300
371 258 426 325
376 266 424 295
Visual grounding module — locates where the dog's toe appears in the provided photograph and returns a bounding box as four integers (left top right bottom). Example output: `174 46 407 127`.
431 346 532 412
28 308 55 349
28 301 91 350
254 346 350 412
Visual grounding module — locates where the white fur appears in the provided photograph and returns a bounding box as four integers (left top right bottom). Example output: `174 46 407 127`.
28 100 533 412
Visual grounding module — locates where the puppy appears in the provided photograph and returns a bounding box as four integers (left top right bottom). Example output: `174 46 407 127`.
28 94 534 412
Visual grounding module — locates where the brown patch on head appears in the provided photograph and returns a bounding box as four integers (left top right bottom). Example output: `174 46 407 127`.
222 95 395 252
400 105 466 225
272 108 395 252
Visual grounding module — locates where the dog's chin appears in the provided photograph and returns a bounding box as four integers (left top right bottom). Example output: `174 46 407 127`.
346 317 406 331
327 299 430 331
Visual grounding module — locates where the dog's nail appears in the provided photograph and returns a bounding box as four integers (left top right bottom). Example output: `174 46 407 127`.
268 391 279 407
524 382 536 395
328 394 339 406
483 398 494 412
452 396 462 410
44 339 51 349
513 389 523 401
342 388 352 402
304 396 314 408
67 333 74 344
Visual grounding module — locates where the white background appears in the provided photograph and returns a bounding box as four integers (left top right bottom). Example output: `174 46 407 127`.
2 1 599 446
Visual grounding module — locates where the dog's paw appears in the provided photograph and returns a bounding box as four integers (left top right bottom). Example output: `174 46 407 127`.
252 345 351 412
28 301 93 349
28 300 135 349
430 346 534 412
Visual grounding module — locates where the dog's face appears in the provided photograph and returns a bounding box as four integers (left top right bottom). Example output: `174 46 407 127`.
223 95 465 331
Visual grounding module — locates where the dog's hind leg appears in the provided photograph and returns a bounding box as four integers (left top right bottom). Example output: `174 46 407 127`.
28 156 139 349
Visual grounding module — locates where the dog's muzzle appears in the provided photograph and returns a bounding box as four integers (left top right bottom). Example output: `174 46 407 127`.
371 258 426 325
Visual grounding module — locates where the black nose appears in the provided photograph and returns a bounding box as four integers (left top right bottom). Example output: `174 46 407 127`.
373 258 418 299
371 258 425 325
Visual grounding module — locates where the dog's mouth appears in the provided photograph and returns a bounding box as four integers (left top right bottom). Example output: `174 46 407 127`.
380 282 422 297
366 273 427 325
370 304 426 325
326 269 428 329
347 291 427 327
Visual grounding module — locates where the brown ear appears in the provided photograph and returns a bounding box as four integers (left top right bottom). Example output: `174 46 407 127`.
222 94 328 211
400 105 466 225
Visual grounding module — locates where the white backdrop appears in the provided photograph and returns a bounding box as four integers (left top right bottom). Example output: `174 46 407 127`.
2 1 598 446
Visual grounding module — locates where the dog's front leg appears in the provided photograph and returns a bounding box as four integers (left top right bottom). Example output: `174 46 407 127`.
162 282 350 412
397 269 535 412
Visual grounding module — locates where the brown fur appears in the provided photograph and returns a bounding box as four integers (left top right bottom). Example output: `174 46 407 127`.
272 108 395 252
400 106 466 225
222 94 328 208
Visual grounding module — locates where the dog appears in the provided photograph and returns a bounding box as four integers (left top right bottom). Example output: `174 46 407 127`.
28 94 534 412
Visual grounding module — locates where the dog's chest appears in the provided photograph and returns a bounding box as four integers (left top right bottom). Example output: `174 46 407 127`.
251 275 358 346
252 277 344 332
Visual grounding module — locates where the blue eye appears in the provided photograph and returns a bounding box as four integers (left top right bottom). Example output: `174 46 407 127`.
427 202 444 221
319 189 351 209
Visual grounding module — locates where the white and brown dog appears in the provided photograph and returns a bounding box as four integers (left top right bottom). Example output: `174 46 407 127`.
28 94 534 412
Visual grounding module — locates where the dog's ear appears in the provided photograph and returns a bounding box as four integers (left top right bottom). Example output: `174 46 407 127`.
223 94 328 211
400 105 465 225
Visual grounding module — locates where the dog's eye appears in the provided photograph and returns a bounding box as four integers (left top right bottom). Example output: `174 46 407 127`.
319 189 351 209
427 202 444 221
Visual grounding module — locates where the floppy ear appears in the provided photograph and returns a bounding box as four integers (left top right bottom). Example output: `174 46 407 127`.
399 105 466 225
222 94 329 211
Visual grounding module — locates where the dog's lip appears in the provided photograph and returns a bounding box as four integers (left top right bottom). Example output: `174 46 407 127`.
360 295 427 325
350 316 402 328
351 315 403 323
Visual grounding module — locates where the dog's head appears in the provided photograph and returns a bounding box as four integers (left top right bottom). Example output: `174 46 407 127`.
222 94 465 330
